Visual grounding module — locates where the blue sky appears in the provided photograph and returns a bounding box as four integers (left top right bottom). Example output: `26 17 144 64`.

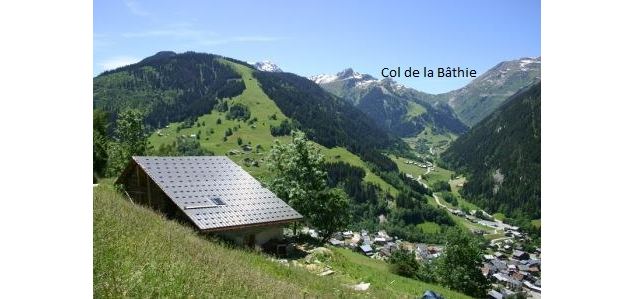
94 0 540 94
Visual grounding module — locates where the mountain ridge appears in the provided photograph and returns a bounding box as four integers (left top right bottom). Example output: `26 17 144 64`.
310 57 541 129
310 68 467 138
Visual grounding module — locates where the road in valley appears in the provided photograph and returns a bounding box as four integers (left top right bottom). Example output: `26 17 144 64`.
432 193 447 209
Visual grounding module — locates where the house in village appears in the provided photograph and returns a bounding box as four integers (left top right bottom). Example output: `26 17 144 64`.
359 244 374 256
512 250 530 260
116 156 303 248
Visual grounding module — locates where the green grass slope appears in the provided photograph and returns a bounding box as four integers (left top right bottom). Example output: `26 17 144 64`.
94 184 470 298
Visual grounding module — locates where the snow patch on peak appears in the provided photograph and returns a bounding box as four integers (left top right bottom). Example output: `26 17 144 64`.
355 79 377 88
337 68 363 79
311 68 378 85
519 57 540 68
254 60 283 72
310 74 338 84
380 77 406 91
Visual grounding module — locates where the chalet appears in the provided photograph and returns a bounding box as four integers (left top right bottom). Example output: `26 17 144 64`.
524 281 542 293
416 244 429 259
512 250 530 260
374 237 387 244
493 273 509 283
494 252 507 259
329 238 345 246
481 264 493 277
379 242 398 257
526 259 541 268
487 290 503 299
116 156 303 248
359 244 374 256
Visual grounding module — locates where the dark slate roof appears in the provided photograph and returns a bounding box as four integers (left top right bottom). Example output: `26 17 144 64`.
488 290 503 299
422 290 445 299
360 244 373 253
130 156 302 231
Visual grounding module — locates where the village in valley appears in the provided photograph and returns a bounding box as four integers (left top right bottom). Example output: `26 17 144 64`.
273 157 542 299
284 220 541 298
293 207 542 298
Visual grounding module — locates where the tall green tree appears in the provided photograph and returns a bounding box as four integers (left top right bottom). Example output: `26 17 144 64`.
436 228 489 298
388 248 420 278
93 109 109 177
115 109 147 156
267 131 350 241
105 109 147 177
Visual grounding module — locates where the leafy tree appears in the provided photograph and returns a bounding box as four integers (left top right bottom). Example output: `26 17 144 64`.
105 142 129 177
105 109 147 177
416 260 439 283
431 180 451 192
226 103 251 121
115 109 146 156
237 137 243 145
441 191 458 206
310 188 350 241
388 248 420 278
270 119 300 136
436 228 489 298
267 131 350 241
93 109 109 177
216 118 222 125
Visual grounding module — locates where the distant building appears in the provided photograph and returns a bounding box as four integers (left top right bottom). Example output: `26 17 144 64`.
359 244 373 256
494 252 507 259
116 156 303 248
524 281 542 293
421 290 445 299
329 239 345 246
512 250 530 260
487 290 503 299
374 237 387 244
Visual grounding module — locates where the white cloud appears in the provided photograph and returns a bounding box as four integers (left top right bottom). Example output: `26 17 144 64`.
199 36 283 46
122 25 282 46
122 28 216 39
124 0 150 16
98 56 140 71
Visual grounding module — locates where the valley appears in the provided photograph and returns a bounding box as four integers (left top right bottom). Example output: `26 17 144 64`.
93 51 541 299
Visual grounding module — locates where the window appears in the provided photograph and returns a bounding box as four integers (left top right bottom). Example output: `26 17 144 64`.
210 197 226 205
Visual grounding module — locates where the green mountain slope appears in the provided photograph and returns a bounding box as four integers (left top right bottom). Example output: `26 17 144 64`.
94 184 471 299
93 51 247 129
439 57 541 127
94 52 401 173
441 83 541 219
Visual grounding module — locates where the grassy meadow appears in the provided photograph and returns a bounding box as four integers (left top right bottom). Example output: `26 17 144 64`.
93 183 470 298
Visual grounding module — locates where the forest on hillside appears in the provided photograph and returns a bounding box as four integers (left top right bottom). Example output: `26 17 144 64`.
93 52 246 131
442 83 541 220
253 71 405 172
